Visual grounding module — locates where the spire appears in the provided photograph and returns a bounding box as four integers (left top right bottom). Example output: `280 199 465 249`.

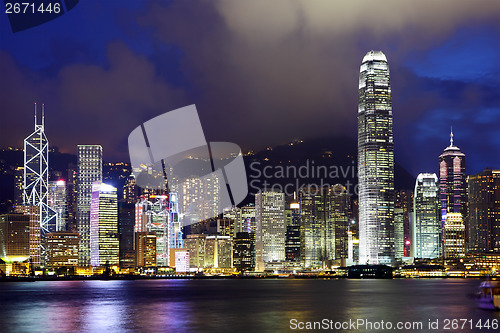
34 102 37 126
450 126 454 146
42 104 45 129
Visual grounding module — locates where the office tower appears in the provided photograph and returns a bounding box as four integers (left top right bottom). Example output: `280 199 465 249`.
255 191 285 270
357 51 395 265
285 201 301 262
135 194 182 266
77 145 103 266
90 182 119 267
467 168 500 252
299 186 348 268
123 175 139 204
14 205 41 267
184 234 206 269
443 213 466 259
329 185 349 261
45 232 79 267
23 104 58 263
48 180 67 231
413 173 441 259
0 214 30 264
394 190 412 258
13 167 24 206
233 232 255 272
204 235 232 268
241 204 256 233
118 202 135 269
439 129 466 227
300 187 326 268
135 232 157 267
66 165 78 233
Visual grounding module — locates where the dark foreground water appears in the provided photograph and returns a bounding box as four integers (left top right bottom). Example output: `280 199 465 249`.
0 279 499 332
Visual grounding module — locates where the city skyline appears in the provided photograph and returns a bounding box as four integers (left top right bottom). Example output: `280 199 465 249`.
1 1 500 177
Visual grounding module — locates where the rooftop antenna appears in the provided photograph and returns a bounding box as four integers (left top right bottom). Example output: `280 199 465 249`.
34 102 37 126
450 126 454 146
42 103 45 129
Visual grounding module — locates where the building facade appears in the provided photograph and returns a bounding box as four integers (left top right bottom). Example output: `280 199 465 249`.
467 168 500 253
438 130 466 234
77 145 103 266
255 192 285 270
357 50 395 265
90 182 119 267
413 173 441 259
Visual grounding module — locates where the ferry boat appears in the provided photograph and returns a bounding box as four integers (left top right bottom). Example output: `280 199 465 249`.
476 280 500 310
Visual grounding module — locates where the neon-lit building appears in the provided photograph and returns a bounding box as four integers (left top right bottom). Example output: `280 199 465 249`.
357 51 395 265
134 194 182 267
90 182 119 267
77 145 103 266
413 173 441 259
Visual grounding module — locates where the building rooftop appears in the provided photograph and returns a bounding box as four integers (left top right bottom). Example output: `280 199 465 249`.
362 50 387 63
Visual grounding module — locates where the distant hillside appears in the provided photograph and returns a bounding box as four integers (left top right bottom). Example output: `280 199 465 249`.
241 136 415 203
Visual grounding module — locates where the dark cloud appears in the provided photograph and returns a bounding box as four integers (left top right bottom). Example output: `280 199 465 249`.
1 0 500 178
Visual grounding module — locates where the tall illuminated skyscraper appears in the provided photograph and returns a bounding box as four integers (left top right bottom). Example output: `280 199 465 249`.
23 103 57 264
357 50 395 265
77 145 102 266
90 182 119 267
413 173 440 259
255 191 285 271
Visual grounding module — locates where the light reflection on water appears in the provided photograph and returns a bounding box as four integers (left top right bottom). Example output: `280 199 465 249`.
0 279 499 332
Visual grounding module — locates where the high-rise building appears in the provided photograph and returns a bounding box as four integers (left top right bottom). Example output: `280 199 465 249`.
439 129 466 231
205 235 232 269
135 232 156 268
357 50 395 265
23 104 58 264
135 195 182 266
66 165 78 233
300 187 327 268
413 173 441 259
285 201 301 263
77 145 103 266
90 182 119 267
443 213 466 259
255 191 285 270
48 180 67 231
233 232 255 272
14 205 41 267
118 202 135 269
467 168 500 253
0 214 30 264
45 232 79 268
394 190 412 258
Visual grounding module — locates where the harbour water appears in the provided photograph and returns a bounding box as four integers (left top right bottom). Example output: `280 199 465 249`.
0 279 499 332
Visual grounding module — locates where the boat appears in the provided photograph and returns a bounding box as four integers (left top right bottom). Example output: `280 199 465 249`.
476 280 500 310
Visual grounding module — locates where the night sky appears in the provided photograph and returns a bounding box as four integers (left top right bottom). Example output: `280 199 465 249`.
1 0 500 177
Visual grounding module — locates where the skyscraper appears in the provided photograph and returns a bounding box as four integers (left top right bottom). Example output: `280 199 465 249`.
77 145 103 266
23 103 57 264
90 182 119 267
357 50 395 265
438 129 466 229
413 173 441 259
467 168 500 253
48 180 67 231
255 191 285 271
443 213 466 259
